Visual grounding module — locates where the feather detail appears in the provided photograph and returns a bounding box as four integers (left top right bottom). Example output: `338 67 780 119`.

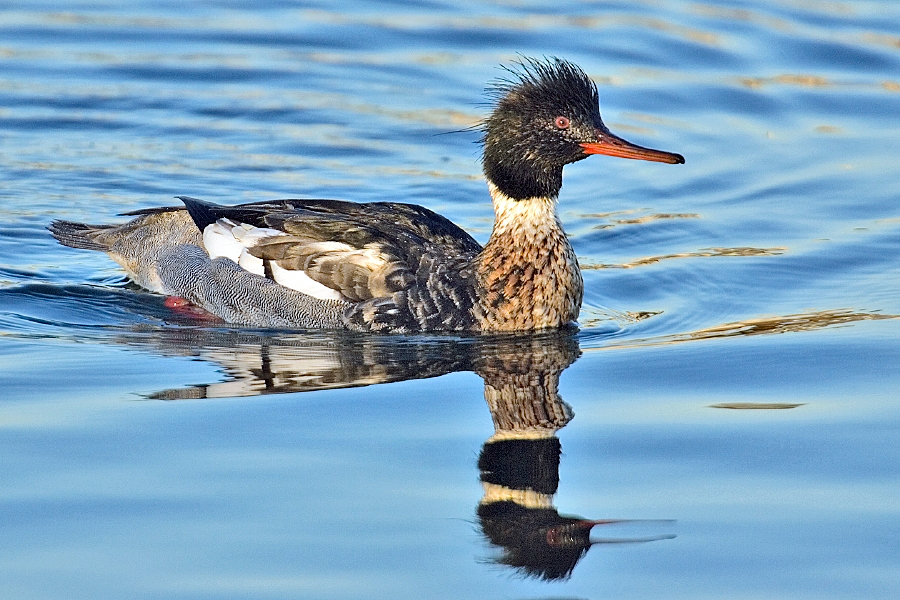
201 219 350 301
177 196 483 315
201 218 283 277
249 237 412 302
268 262 345 302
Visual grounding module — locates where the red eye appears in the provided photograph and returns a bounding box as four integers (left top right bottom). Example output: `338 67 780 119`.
554 116 570 129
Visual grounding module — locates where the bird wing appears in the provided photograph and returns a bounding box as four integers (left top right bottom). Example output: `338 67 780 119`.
179 196 481 304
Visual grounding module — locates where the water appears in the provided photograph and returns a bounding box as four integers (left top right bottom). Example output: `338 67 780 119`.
2 1 899 598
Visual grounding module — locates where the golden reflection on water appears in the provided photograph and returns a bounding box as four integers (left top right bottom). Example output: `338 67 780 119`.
586 212 700 227
582 246 786 269
293 9 721 47
596 309 899 351
710 402 806 409
738 74 900 94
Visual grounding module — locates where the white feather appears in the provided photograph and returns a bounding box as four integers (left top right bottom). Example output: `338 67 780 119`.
203 219 284 277
202 219 346 301
270 262 345 301
301 240 355 254
202 220 244 263
237 249 264 276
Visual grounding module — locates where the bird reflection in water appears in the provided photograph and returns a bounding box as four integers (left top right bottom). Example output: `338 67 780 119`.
474 332 673 580
125 325 673 579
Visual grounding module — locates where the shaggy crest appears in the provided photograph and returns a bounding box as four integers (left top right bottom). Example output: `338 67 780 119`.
486 57 600 122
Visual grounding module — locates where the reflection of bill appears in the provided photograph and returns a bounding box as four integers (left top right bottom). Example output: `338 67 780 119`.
115 324 675 579
478 437 675 580
475 335 673 580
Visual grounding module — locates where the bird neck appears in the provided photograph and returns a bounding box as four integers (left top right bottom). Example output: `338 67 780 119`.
474 183 583 331
481 142 565 201
488 182 561 240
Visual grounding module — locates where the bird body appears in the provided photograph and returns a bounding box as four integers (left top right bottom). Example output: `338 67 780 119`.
49 58 683 333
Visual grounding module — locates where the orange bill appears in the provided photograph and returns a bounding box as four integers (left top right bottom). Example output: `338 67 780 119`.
581 126 684 164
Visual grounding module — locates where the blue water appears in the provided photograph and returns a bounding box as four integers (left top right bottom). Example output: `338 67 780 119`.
2 1 899 598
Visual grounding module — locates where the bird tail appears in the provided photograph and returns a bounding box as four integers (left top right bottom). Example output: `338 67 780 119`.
47 220 114 251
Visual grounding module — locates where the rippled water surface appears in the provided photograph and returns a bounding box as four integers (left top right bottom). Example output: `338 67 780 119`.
2 1 899 598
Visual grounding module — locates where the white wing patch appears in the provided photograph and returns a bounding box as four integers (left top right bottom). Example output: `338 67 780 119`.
203 219 276 277
202 219 346 301
270 262 345 301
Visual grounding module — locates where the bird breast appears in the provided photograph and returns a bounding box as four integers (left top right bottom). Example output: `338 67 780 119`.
475 186 583 331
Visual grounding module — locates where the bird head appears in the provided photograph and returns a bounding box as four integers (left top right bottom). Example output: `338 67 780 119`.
482 57 684 200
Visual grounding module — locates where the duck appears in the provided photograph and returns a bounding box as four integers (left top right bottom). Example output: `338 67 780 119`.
49 57 684 333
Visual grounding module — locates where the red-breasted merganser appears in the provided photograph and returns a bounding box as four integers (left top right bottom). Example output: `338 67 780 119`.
49 58 684 332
